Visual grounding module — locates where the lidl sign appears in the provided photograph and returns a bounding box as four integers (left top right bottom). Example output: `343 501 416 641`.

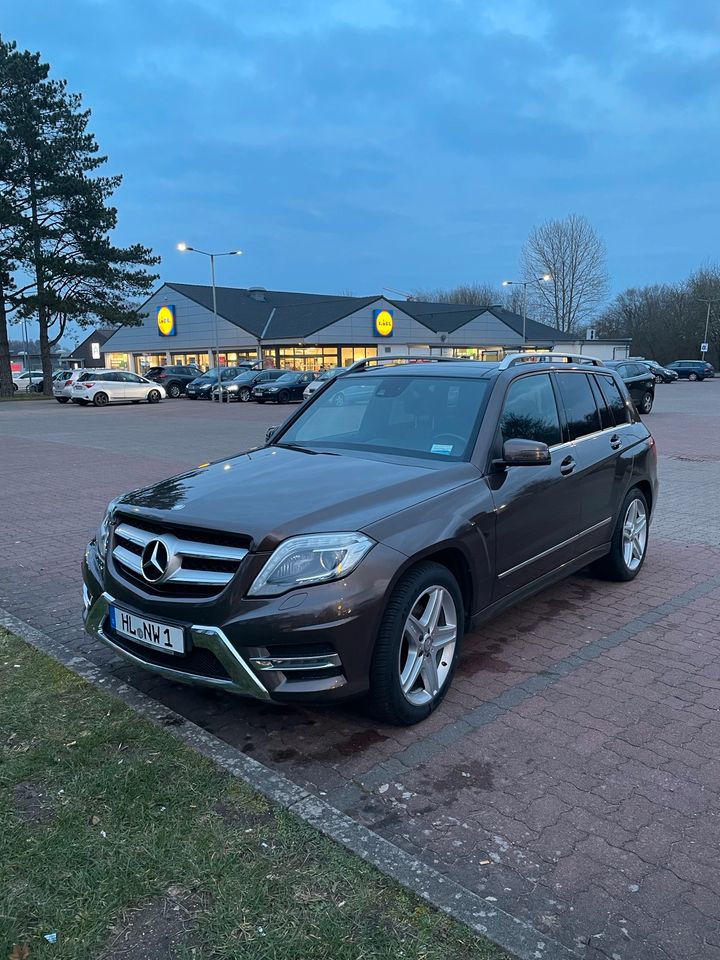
157 304 177 337
373 308 394 338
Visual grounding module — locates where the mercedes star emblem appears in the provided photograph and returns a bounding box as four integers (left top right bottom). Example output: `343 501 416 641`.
141 539 171 583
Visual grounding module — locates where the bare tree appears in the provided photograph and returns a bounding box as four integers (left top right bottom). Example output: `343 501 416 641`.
412 282 526 313
522 214 608 333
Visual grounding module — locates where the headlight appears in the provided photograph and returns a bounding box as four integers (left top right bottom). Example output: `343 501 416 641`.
268 387 279 392
96 496 122 558
226 384 239 392
248 533 374 596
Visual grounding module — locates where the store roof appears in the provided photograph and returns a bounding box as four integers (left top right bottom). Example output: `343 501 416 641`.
154 282 562 343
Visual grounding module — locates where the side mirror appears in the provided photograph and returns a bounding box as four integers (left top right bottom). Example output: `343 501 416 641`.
265 425 278 443
498 438 551 467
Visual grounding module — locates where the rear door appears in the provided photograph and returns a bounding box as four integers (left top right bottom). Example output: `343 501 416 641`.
490 372 581 599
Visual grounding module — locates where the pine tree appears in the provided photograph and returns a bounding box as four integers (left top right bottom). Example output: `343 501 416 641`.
0 37 160 394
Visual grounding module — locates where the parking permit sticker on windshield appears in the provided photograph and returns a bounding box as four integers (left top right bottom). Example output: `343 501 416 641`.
431 444 454 455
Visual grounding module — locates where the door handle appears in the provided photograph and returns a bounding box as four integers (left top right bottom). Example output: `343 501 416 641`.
610 434 622 450
560 455 576 476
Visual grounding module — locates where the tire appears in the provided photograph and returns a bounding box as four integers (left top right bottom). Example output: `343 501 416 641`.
239 387 251 402
147 389 162 404
55 397 69 404
167 382 182 398
655 375 662 384
689 372 698 381
639 391 653 414
92 392 109 407
13 383 18 391
278 390 290 404
592 488 649 582
367 562 463 726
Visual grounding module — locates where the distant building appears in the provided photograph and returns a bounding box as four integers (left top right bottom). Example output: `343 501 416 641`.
68 328 117 368
101 283 631 372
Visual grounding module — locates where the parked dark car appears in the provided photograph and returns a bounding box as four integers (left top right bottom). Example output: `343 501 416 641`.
144 364 204 398
186 367 244 399
252 370 316 403
214 368 285 402
630 359 678 384
604 360 655 413
83 353 658 725
666 360 714 381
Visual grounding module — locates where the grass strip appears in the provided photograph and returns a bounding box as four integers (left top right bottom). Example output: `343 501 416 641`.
0 628 511 960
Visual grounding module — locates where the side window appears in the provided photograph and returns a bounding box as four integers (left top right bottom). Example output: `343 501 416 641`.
101 372 118 382
588 375 613 430
499 374 562 447
597 374 630 426
555 373 602 440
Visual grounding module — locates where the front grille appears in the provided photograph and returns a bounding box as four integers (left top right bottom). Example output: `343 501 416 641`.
105 621 230 679
112 514 249 598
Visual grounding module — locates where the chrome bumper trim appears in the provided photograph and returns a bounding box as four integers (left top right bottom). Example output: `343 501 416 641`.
249 653 342 672
84 592 270 701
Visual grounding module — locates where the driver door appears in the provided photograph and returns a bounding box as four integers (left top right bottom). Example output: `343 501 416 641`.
488 372 581 600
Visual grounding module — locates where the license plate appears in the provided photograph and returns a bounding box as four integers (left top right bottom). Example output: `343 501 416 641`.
109 606 185 654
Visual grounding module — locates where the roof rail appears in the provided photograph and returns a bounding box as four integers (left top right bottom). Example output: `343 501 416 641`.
498 352 606 370
343 355 468 374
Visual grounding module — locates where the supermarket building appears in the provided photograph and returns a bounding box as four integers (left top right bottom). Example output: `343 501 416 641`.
102 283 630 372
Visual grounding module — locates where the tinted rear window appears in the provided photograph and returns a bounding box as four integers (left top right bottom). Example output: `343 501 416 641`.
556 373 601 440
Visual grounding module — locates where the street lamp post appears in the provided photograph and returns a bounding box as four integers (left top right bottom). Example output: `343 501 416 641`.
696 298 720 361
502 275 552 345
177 243 242 402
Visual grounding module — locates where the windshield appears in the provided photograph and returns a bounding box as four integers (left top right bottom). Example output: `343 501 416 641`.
277 373 489 460
276 373 299 382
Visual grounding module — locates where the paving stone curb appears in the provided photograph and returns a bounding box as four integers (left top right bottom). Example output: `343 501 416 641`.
0 606 578 960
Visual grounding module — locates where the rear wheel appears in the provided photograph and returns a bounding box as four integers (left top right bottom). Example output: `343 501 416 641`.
55 397 69 404
93 392 109 407
278 390 290 403
654 375 662 384
147 389 162 404
639 391 653 414
368 562 463 725
592 488 649 582
167 382 182 398
689 372 698 381
239 387 251 402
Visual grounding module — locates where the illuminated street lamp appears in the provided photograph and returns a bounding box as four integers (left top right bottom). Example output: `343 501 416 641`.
502 274 553 344
177 244 243 401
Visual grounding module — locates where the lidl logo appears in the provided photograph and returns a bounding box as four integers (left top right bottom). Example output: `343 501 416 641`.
373 308 394 338
157 304 177 337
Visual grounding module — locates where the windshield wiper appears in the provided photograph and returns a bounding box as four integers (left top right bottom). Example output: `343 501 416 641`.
274 442 340 456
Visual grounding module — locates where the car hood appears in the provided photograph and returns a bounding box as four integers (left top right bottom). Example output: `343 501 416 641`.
114 446 479 552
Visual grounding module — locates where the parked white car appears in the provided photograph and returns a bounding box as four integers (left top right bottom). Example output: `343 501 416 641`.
53 369 85 403
302 366 348 400
71 370 166 406
12 370 44 392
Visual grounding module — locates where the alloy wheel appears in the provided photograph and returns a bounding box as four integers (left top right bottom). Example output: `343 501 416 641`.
622 498 647 572
398 586 457 706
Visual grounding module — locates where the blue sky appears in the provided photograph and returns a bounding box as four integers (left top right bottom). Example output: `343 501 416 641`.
5 0 720 307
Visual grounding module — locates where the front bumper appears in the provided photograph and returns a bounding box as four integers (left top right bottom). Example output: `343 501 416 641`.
82 538 403 703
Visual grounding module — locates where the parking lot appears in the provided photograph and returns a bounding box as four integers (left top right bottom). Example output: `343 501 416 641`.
2 383 720 960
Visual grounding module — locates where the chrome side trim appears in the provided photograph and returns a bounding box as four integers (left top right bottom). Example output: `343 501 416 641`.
498 517 612 580
250 654 342 672
84 592 270 701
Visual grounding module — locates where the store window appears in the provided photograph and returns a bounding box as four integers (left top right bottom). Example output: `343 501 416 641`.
276 346 340 371
217 350 258 366
105 353 130 370
450 347 503 361
340 345 377 367
135 353 168 374
172 353 210 369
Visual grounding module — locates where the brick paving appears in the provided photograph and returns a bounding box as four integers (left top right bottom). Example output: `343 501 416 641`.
2 384 720 959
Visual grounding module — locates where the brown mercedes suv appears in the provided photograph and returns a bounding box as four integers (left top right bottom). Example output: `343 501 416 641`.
83 354 658 725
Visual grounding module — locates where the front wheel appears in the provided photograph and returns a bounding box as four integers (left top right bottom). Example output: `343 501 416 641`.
278 390 290 403
639 391 653 414
654 375 662 384
147 389 162 404
93 392 109 407
592 488 649 582
367 562 463 725
689 372 698 381
167 382 182 398
55 397 69 404
239 387 251 402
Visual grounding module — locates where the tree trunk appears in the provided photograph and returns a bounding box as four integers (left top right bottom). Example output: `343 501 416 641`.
29 173 53 394
0 276 14 398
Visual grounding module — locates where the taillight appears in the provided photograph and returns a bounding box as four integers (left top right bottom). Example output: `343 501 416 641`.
64 380 72 386
84 382 95 388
